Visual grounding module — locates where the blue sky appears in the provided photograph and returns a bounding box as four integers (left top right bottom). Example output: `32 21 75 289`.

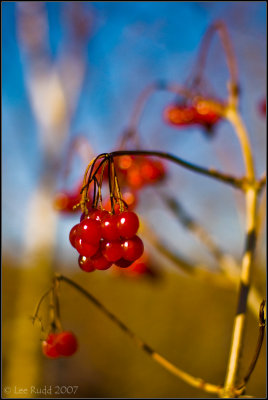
2 2 266 266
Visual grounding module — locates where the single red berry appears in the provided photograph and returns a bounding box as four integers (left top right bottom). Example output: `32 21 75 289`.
164 104 195 126
101 214 121 241
122 235 144 261
141 159 166 183
117 211 139 239
114 258 133 268
194 101 221 126
75 237 99 257
91 249 112 270
81 207 110 222
101 240 123 262
69 224 80 248
78 255 95 272
90 208 109 222
117 155 134 173
126 165 144 189
76 219 102 245
55 331 78 357
42 333 60 359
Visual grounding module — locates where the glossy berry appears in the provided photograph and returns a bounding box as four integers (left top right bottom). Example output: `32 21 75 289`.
76 219 102 245
101 214 121 241
69 224 80 248
101 240 123 262
75 237 99 257
122 235 144 261
91 250 113 270
42 333 60 359
80 208 109 222
78 255 95 272
55 331 78 357
117 211 139 239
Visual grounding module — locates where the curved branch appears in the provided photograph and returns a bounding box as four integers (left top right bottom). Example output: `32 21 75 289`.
55 274 222 395
110 150 244 189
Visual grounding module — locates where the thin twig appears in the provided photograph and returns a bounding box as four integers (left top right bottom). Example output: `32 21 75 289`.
110 150 244 189
237 300 266 389
55 274 222 395
157 192 262 318
32 288 52 326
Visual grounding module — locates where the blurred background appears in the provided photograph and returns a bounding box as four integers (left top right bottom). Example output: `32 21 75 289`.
2 2 266 398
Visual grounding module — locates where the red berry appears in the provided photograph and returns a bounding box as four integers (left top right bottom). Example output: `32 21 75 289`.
91 250 112 270
127 165 144 189
53 192 81 213
117 211 139 239
77 219 102 245
69 224 80 248
78 255 95 272
101 214 121 241
90 208 109 222
141 159 166 183
42 333 60 359
122 236 144 261
114 258 133 268
75 237 99 257
55 331 78 357
101 240 123 262
81 208 110 222
164 104 196 126
117 155 134 172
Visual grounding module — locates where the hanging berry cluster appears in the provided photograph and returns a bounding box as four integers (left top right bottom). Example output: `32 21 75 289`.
69 154 144 272
164 98 222 132
115 155 166 190
42 331 78 359
95 154 166 210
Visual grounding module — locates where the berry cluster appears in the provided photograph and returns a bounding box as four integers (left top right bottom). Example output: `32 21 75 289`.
69 208 144 272
42 331 78 359
164 100 221 131
115 155 166 190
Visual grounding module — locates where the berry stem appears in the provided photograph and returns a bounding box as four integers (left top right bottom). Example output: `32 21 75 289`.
54 274 222 395
32 288 52 328
234 300 266 396
109 150 245 189
222 106 260 396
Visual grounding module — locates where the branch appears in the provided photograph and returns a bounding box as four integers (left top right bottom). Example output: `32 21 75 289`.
157 192 262 319
234 300 266 396
55 274 222 395
110 150 245 190
222 107 258 397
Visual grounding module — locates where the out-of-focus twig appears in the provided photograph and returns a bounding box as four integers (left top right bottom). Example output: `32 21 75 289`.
55 274 222 395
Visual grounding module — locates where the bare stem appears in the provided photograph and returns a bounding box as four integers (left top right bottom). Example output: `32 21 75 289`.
237 300 266 391
110 150 244 189
55 274 222 395
222 107 258 397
